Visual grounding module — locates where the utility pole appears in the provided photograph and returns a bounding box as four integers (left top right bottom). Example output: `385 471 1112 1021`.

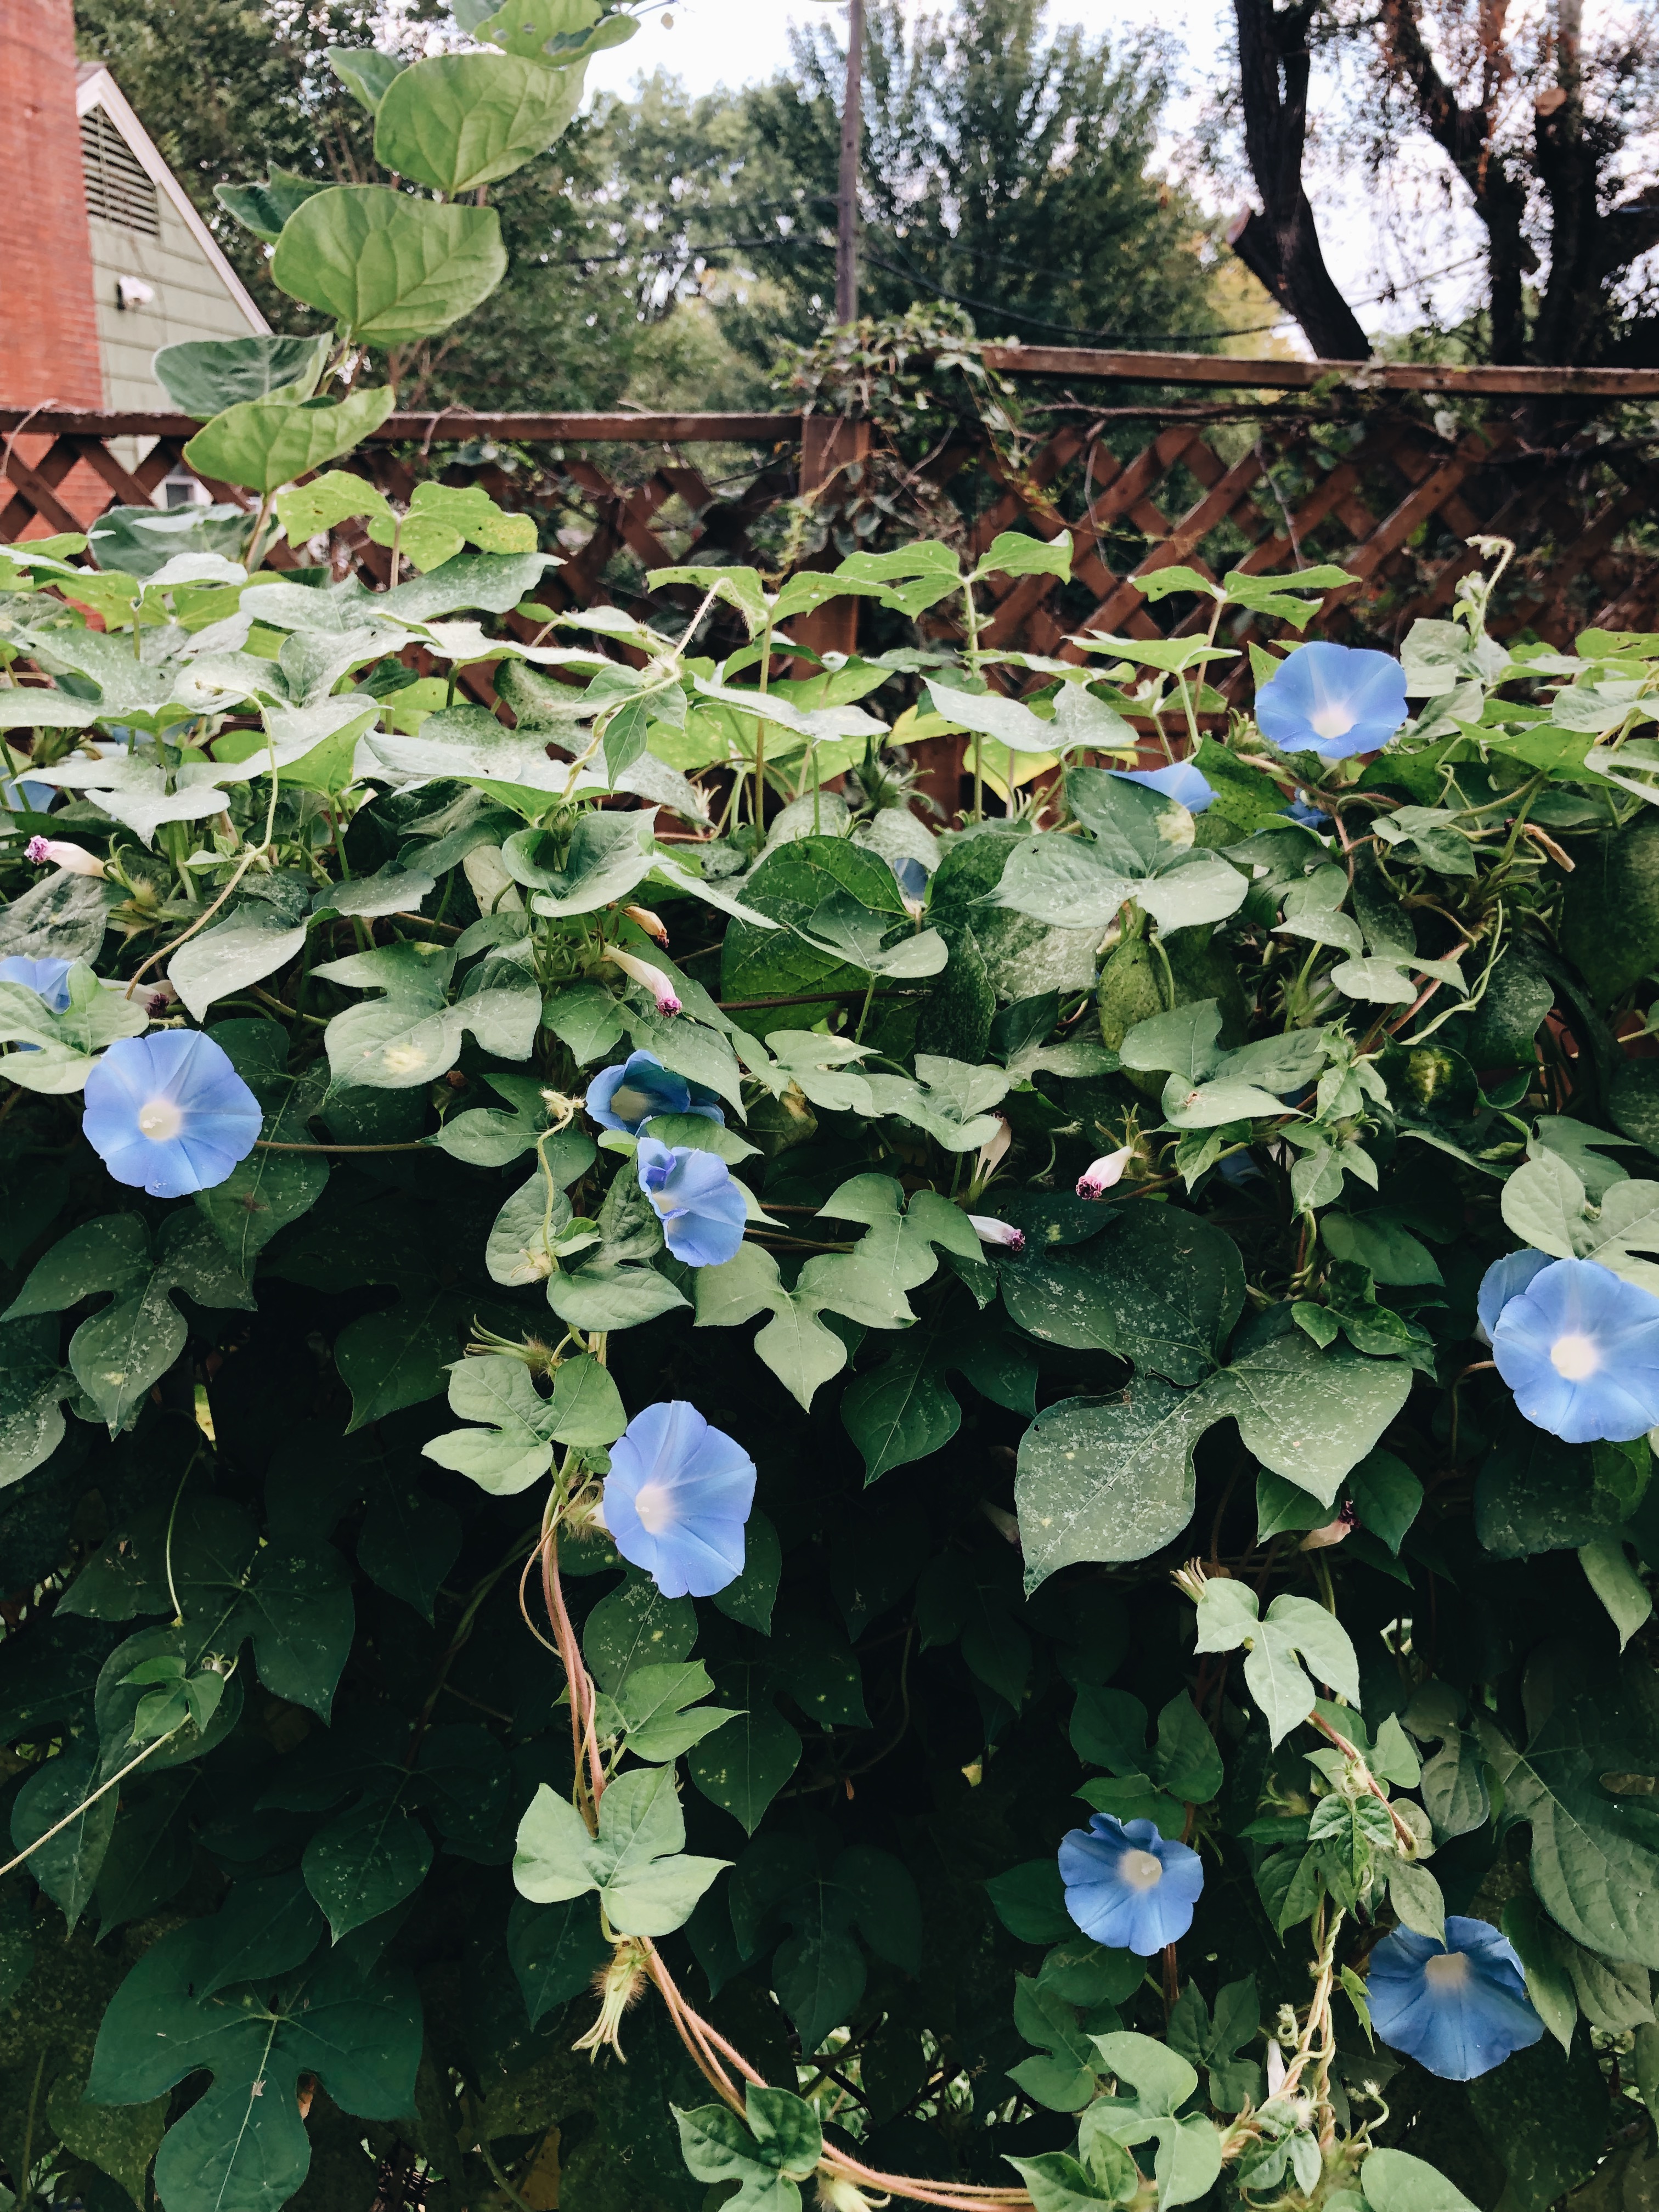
835 0 864 324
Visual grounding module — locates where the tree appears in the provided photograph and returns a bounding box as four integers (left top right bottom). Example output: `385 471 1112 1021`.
726 0 1224 351
75 0 1225 402
1221 0 1659 363
1365 0 1659 363
408 75 778 412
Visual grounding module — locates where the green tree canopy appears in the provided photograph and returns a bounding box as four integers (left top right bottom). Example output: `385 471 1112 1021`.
730 0 1223 351
74 0 1223 408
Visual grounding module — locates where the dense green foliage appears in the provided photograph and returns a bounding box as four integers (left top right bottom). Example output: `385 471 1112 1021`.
7 24 1659 2212
7 473 1659 2212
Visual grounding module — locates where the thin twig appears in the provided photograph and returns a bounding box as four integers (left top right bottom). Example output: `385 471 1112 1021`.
255 1139 431 1153
0 1727 182 1881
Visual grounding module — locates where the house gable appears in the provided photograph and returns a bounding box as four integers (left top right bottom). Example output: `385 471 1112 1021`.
75 65 269 411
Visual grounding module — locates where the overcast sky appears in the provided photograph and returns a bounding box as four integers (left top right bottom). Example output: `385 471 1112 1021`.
577 0 1490 348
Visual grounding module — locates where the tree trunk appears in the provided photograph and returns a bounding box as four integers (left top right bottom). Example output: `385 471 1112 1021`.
1229 0 1370 360
1525 0 1659 363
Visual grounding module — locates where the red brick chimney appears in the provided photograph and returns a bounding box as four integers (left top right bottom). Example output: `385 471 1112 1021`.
0 0 103 407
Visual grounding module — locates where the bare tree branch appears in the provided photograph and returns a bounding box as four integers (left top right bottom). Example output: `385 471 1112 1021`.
1372 0 1533 358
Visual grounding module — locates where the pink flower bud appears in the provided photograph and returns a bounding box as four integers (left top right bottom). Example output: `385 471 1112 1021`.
1077 1144 1135 1200
1300 1502 1358 1551
623 904 669 945
26 837 105 877
968 1214 1025 1256
607 947 681 1015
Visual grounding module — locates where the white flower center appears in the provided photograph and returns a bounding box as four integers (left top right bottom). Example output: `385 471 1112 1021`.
1120 1849 1164 1892
632 1481 677 1534
1550 1331 1601 1381
1423 1951 1470 1989
1308 703 1357 741
611 1084 652 1124
137 1098 183 1142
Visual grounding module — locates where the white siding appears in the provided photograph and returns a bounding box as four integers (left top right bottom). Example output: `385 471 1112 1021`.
88 190 266 410
75 72 268 422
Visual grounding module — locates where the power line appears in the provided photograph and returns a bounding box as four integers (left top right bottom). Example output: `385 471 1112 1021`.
546 226 1280 345
540 221 1497 348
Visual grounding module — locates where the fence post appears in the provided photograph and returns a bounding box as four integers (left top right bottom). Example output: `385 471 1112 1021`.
791 413 871 662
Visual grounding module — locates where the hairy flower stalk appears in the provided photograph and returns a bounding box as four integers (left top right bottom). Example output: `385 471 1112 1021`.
572 1937 651 2061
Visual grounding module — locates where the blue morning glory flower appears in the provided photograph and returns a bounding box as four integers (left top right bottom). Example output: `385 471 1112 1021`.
1283 795 1331 830
82 1030 262 1199
1476 1248 1552 1342
602 1400 757 1598
1255 642 1408 760
1491 1255 1659 1443
1057 1813 1204 1955
1 772 57 815
587 1048 724 1136
0 957 74 1013
890 856 930 915
637 1135 746 1268
1367 1917 1543 2080
1111 762 1215 812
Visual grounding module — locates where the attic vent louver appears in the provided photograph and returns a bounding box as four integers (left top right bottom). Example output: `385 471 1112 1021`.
80 106 160 236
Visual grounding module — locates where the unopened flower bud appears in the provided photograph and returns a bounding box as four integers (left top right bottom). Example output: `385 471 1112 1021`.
1301 1502 1358 1551
968 1214 1024 1256
26 836 104 877
623 904 669 944
980 1499 1020 1545
606 948 680 1015
974 1116 1011 1181
1076 1143 1134 1200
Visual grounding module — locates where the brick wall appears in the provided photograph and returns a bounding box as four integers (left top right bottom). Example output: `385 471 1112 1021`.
0 0 102 409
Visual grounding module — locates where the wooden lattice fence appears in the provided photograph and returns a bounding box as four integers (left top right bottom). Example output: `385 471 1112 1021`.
6 353 1659 806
